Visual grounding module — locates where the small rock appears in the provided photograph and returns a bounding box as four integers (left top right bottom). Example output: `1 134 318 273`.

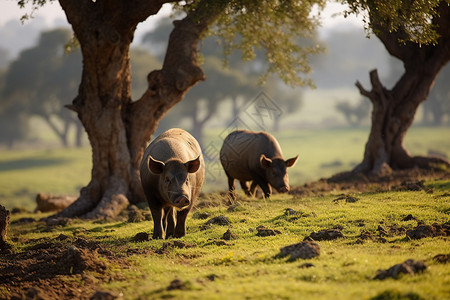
35 193 77 213
374 259 427 280
279 241 320 260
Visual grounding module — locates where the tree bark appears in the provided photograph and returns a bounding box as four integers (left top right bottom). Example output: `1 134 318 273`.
53 0 228 219
353 2 450 176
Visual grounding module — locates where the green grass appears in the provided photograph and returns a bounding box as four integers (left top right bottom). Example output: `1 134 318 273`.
1 126 449 210
7 185 450 299
202 126 450 192
2 126 449 299
0 148 91 210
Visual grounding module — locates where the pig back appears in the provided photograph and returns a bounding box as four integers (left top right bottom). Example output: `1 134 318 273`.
140 128 205 197
220 130 283 180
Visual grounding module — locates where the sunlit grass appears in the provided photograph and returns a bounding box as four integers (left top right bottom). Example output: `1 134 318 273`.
7 185 450 299
1 126 449 210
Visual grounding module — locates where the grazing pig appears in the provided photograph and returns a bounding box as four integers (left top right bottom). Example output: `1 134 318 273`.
220 130 298 199
140 128 205 239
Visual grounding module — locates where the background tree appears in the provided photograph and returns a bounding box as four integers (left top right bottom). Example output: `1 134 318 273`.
1 28 83 147
335 98 370 126
344 0 450 175
183 56 255 147
17 0 324 219
423 64 450 126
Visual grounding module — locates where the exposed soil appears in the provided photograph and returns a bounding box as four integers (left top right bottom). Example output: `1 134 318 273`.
290 168 450 196
0 237 129 300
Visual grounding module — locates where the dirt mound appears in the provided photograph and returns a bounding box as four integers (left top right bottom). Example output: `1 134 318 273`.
406 223 450 239
374 259 427 280
0 239 128 299
278 241 320 260
256 225 282 237
222 229 238 240
433 254 450 264
304 229 344 241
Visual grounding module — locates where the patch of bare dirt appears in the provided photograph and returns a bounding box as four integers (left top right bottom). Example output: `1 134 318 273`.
0 238 129 300
290 169 450 196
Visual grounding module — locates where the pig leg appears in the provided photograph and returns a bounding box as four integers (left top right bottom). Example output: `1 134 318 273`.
174 208 189 238
149 206 164 239
240 181 252 197
251 174 272 198
249 181 258 197
225 172 236 202
165 207 176 238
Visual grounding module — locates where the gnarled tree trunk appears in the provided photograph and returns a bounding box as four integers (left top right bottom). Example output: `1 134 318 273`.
354 3 450 176
53 0 227 219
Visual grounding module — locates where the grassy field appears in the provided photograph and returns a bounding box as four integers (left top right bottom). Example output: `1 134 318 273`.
1 126 449 299
3 180 450 299
1 126 449 211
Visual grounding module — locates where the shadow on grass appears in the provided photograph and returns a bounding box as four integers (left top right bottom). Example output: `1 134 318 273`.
0 157 69 172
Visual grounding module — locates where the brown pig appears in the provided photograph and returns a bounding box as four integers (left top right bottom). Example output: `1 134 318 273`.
219 130 298 199
140 128 205 239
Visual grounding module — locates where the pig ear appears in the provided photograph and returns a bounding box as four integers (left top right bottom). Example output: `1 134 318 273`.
186 156 201 173
260 154 272 168
148 156 165 174
285 155 298 168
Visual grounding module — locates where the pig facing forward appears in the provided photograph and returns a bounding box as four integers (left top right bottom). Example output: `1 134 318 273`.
220 130 298 199
140 128 205 239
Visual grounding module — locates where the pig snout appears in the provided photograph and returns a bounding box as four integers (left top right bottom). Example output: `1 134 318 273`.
277 186 289 193
173 195 190 208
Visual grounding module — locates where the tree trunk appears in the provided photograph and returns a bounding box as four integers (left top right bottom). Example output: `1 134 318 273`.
53 0 227 219
74 119 83 147
353 1 450 176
